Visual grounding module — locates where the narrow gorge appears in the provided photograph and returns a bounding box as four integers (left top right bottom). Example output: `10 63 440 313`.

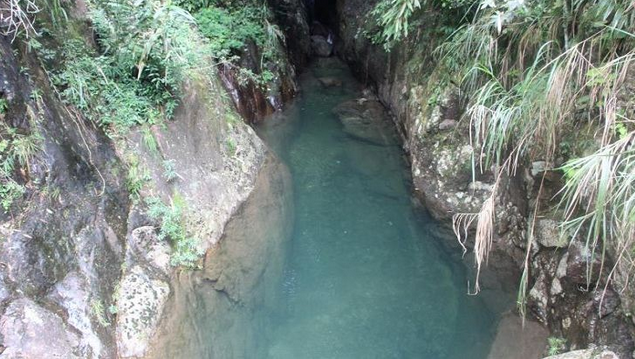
0 0 633 358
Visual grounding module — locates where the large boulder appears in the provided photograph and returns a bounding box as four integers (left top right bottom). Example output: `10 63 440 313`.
565 241 602 285
0 298 79 358
311 35 333 57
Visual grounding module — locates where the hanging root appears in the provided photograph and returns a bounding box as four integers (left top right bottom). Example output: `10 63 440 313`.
0 0 39 41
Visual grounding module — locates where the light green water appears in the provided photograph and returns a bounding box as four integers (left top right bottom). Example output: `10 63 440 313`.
255 59 500 359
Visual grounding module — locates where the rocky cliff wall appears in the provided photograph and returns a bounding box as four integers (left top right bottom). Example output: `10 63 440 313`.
0 0 301 357
331 0 635 356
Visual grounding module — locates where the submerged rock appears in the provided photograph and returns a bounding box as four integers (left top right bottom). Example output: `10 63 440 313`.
488 312 549 359
318 77 342 87
333 99 397 146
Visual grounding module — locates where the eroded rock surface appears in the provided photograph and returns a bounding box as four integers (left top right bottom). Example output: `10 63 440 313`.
116 266 170 358
0 298 79 358
543 349 618 359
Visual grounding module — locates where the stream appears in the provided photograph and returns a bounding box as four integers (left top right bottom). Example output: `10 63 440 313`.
254 58 501 358
150 58 505 359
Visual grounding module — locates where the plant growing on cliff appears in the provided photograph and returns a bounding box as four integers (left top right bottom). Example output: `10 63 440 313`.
369 0 477 49
147 195 204 268
194 2 284 85
439 0 635 313
90 299 111 327
369 0 635 314
547 337 567 356
0 123 41 212
125 156 150 200
48 0 212 136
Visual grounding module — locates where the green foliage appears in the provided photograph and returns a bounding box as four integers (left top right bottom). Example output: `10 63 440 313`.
226 138 236 156
0 99 7 114
162 159 179 182
370 0 423 49
0 124 41 212
49 0 212 136
430 0 635 312
90 299 110 327
147 195 203 268
0 180 25 212
368 0 477 49
125 156 150 200
195 5 261 58
547 337 566 356
141 126 159 154
195 2 284 84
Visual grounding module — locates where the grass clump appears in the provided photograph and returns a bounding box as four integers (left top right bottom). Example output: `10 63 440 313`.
90 298 111 327
0 123 41 212
147 195 204 268
162 160 180 182
369 0 635 316
125 155 150 200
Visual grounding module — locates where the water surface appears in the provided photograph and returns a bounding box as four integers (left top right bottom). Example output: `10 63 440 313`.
256 58 500 359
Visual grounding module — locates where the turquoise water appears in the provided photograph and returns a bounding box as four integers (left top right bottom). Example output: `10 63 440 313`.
256 59 498 359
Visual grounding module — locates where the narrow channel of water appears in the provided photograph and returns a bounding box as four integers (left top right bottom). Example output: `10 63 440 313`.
255 58 501 358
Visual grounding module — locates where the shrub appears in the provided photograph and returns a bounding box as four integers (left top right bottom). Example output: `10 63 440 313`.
147 195 204 268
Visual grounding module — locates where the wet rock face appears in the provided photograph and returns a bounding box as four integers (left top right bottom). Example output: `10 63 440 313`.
145 155 293 359
0 36 126 358
0 7 273 356
46 272 103 356
564 241 602 285
267 0 311 67
535 219 568 248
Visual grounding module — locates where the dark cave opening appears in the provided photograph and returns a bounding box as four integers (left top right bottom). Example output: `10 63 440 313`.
307 0 338 31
